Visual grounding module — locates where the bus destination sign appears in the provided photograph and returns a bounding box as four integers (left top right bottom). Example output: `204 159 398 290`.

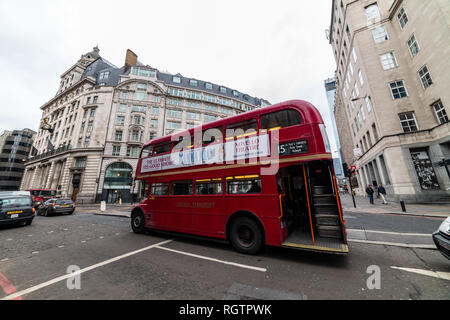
278 140 309 156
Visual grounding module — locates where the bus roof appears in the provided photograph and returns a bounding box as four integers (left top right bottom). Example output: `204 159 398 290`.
143 100 324 147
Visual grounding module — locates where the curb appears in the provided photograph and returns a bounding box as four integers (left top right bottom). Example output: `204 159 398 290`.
343 209 448 219
94 212 130 218
347 238 437 250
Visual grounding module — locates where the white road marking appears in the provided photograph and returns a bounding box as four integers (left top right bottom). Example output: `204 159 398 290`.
6 239 12 241
63 229 68 231
154 245 267 272
391 267 450 281
99 236 104 239
31 252 39 255
27 235 33 237
1 239 173 301
348 229 431 237
1 258 9 262
81 241 86 243
47 231 54 234
348 238 436 249
58 245 65 248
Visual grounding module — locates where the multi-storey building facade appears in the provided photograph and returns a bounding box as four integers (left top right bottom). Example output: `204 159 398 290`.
0 129 35 191
329 0 450 202
324 77 344 178
20 47 269 204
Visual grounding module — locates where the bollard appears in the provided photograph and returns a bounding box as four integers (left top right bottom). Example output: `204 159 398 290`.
400 200 406 212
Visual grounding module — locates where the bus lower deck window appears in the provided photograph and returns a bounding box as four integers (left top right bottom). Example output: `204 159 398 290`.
171 180 193 195
227 179 261 194
151 183 168 195
196 182 223 195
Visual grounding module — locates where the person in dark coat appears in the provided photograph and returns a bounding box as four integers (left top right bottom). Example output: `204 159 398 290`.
378 184 387 205
366 185 375 205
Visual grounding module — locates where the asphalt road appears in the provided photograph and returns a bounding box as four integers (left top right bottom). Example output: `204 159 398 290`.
0 210 449 300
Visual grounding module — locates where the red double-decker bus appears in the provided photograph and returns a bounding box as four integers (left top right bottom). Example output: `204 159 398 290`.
132 100 348 254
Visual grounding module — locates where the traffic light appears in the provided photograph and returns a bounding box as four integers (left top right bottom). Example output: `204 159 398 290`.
343 163 352 178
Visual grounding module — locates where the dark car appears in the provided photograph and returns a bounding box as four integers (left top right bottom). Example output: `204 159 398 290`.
0 191 35 227
38 198 76 216
433 217 450 261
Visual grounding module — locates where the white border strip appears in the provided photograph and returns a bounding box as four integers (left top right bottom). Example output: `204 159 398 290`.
348 229 431 237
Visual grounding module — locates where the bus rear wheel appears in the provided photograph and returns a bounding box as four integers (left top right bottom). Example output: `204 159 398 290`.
131 211 145 234
230 217 263 255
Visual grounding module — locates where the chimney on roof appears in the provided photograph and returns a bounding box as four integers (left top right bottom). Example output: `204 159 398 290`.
124 49 138 71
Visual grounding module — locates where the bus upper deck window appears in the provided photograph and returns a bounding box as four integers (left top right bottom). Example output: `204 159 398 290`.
141 145 153 158
260 109 302 132
154 142 171 155
225 119 258 140
173 135 194 152
198 126 223 146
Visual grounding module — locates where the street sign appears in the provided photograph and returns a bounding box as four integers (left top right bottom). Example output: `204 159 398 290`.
353 148 362 158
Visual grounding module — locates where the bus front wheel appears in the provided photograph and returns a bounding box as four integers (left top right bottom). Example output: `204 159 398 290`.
131 211 146 234
230 217 263 255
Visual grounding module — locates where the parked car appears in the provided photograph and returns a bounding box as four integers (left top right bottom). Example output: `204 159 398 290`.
37 198 75 216
433 217 450 261
26 189 57 208
0 191 35 227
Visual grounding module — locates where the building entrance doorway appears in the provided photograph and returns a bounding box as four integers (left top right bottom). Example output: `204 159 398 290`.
102 162 133 203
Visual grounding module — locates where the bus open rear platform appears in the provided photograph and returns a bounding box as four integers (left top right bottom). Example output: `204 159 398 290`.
282 229 349 254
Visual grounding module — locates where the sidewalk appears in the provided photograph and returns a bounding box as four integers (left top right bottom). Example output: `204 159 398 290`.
77 203 132 218
340 194 450 218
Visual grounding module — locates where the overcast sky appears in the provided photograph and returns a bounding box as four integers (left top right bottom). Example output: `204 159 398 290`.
0 0 339 156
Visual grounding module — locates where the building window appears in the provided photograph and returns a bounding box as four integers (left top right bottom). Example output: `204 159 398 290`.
167 121 181 130
390 80 408 99
167 109 182 119
99 71 110 80
121 92 128 99
132 105 147 113
365 97 372 113
136 92 147 101
232 90 239 97
87 97 91 104
380 52 398 70
397 7 408 29
186 112 200 120
87 121 93 133
352 48 357 63
189 79 198 87
418 65 433 89
358 70 364 86
172 76 181 83
112 145 121 156
150 119 158 128
407 34 420 58
360 106 366 121
152 107 159 115
399 112 418 132
137 83 147 91
205 83 213 90
117 116 125 125
126 146 139 157
432 100 449 124
205 115 217 123
365 4 380 20
133 115 144 125
84 137 90 148
115 130 123 141
119 104 127 112
131 130 141 141
349 62 354 75
372 26 389 43
90 109 96 117
93 96 98 104
169 87 184 97
220 87 227 94
354 83 359 97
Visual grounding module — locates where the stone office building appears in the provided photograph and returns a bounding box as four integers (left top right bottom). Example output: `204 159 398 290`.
20 47 269 204
329 0 450 202
0 129 36 191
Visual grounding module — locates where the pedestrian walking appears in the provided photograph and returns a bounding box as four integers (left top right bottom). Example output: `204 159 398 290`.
366 184 375 205
378 184 388 205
